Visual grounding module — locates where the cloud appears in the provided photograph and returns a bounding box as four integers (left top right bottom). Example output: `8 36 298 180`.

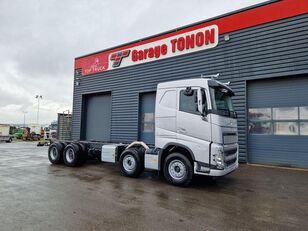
0 0 267 125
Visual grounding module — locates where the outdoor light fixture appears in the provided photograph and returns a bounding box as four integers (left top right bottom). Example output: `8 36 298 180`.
22 111 27 128
35 95 43 125
224 34 230 41
75 77 81 86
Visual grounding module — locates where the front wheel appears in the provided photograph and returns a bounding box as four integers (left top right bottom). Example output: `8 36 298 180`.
163 153 193 187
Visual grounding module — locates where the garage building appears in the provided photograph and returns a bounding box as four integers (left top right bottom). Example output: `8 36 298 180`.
72 0 308 168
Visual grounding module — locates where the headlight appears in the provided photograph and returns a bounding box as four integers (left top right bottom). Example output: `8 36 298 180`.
213 146 225 170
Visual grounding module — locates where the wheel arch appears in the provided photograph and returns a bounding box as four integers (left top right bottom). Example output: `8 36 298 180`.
160 143 195 170
120 141 147 162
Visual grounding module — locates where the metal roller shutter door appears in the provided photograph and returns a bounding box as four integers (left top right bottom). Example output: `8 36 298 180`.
247 76 308 168
139 92 156 145
83 93 111 142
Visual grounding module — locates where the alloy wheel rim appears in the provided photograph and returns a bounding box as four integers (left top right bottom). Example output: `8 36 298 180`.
50 147 58 160
123 155 136 173
65 148 75 163
168 159 186 180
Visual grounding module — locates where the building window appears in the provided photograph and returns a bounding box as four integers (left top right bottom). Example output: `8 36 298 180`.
249 108 271 121
300 107 308 120
273 107 298 120
141 113 155 132
248 108 272 134
248 121 272 134
248 106 308 136
274 122 298 135
300 122 308 135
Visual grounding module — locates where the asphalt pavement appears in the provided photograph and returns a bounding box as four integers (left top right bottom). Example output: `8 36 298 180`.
0 141 307 231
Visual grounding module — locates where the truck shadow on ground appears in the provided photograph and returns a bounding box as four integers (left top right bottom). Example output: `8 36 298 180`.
140 169 239 192
47 159 238 192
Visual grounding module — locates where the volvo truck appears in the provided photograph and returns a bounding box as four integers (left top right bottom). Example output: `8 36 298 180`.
48 76 238 186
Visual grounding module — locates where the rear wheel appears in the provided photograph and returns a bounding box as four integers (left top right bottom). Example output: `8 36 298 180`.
6 138 12 143
163 153 193 187
48 142 65 164
75 142 88 166
63 143 82 167
119 148 144 178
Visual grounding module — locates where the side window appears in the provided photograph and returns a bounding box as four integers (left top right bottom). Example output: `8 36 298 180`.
179 89 199 115
159 90 176 109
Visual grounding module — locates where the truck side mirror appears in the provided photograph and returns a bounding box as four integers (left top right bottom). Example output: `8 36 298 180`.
197 89 205 116
197 89 208 116
231 111 238 118
203 107 208 116
197 89 203 114
184 87 194 96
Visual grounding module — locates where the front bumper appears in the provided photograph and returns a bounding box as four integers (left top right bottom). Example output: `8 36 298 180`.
208 161 239 176
194 161 238 176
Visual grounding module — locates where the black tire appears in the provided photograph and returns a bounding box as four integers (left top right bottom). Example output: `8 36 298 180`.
119 148 144 178
6 138 12 143
76 142 87 154
63 143 82 167
75 142 88 166
61 142 69 147
48 142 65 164
163 153 193 187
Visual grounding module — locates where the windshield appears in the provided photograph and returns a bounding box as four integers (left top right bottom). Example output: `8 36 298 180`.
210 87 236 118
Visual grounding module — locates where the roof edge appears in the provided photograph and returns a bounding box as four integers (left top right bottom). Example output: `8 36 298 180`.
75 0 277 60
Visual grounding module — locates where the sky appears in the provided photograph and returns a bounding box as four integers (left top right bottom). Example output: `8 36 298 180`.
0 0 267 125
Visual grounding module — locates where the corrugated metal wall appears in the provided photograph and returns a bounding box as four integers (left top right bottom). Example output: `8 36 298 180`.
72 14 308 162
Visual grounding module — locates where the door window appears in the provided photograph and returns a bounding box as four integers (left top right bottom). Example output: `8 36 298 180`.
179 89 199 115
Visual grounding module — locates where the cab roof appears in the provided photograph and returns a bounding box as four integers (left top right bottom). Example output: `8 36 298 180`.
157 78 210 89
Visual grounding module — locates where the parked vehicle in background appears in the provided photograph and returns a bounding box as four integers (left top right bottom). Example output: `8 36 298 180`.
22 127 41 141
44 127 50 139
49 121 58 141
48 76 239 187
28 124 42 137
49 130 57 140
14 128 25 139
0 124 13 143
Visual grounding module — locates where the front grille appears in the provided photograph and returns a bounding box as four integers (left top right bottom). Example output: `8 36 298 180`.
226 157 237 166
224 146 237 157
223 133 237 144
224 144 237 167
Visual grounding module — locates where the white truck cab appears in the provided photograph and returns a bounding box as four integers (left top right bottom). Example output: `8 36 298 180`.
153 77 238 184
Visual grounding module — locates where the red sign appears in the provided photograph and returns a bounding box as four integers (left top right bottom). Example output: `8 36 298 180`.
75 0 308 76
76 25 218 75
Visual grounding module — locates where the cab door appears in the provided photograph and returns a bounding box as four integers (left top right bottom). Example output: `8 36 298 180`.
176 87 211 164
